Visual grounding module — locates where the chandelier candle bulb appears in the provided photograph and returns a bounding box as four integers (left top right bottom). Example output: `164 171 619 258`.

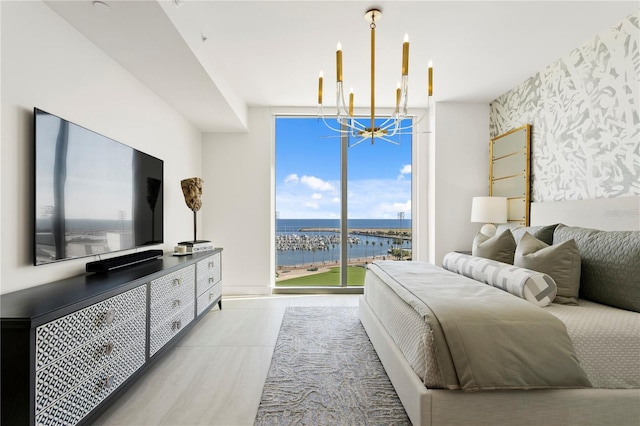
402 34 409 76
336 42 343 82
349 88 354 116
318 71 323 104
428 61 433 96
396 82 401 108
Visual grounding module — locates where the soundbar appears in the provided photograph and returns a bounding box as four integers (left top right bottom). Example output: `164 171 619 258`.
86 249 164 273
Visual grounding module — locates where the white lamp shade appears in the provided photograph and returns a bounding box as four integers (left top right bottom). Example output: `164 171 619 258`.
471 196 508 224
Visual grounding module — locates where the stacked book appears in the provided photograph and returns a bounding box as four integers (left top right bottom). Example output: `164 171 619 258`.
179 241 215 253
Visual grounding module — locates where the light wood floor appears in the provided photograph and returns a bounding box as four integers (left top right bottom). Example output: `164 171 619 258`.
92 294 360 426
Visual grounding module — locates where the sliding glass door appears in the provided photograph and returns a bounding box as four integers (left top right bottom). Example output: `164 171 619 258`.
275 116 412 288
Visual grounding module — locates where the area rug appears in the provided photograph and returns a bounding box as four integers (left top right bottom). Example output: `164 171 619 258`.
254 307 410 425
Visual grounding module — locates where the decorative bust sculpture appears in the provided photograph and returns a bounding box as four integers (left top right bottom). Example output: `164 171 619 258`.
179 177 209 244
181 177 203 212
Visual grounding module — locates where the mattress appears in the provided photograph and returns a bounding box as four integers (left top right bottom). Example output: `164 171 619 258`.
364 266 640 390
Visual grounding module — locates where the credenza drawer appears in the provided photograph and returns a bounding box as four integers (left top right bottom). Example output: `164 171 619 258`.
196 252 220 277
34 340 146 426
149 303 195 357
35 311 146 413
196 282 222 316
35 286 147 369
150 265 195 305
150 279 195 326
196 267 221 296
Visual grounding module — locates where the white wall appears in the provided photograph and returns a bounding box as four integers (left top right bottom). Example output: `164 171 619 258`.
201 108 273 295
1 1 203 294
429 102 490 265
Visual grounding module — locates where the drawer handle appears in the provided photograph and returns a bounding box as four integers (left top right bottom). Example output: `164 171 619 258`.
173 299 182 308
209 293 215 301
208 277 214 284
172 319 182 331
104 341 115 356
173 278 182 286
208 261 214 268
104 308 116 325
103 374 114 389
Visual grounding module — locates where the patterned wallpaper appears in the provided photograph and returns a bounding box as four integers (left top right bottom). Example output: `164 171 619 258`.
489 12 639 202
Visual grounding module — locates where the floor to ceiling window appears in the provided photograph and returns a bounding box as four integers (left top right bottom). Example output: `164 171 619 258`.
275 116 412 288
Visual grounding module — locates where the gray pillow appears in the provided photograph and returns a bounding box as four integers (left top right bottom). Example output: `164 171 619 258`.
515 232 581 305
472 229 516 264
496 224 558 245
554 224 640 312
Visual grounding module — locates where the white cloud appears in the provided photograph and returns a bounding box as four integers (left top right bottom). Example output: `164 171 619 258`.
277 175 412 219
398 164 411 180
300 175 335 191
284 173 299 183
347 178 412 219
393 200 411 212
304 201 319 209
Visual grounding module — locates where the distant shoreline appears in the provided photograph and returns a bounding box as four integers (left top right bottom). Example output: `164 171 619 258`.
298 227 411 239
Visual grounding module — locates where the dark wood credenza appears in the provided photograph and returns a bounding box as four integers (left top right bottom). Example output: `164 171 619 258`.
1 249 222 426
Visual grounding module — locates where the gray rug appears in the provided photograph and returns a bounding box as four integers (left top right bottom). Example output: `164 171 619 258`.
254 307 410 425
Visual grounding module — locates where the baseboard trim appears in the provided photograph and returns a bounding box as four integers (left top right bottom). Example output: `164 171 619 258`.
272 286 364 295
222 286 272 296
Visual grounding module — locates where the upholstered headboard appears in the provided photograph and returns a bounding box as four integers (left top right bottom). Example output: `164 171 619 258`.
530 196 640 231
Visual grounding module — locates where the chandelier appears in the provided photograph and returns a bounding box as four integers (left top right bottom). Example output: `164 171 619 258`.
317 8 433 147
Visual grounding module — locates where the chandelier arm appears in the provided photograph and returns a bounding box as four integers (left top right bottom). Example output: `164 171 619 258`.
401 75 409 116
336 81 350 118
372 135 401 145
337 116 367 133
348 118 368 131
348 136 370 148
319 106 351 133
377 116 398 130
383 117 402 137
390 95 432 133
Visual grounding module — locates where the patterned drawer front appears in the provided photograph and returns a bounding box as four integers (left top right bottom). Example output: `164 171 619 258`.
36 286 146 368
197 282 222 316
35 341 146 426
196 252 221 278
149 303 195 356
150 265 195 305
35 312 146 413
150 279 195 327
196 267 221 296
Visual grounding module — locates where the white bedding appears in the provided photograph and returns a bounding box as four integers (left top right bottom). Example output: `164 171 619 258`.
364 264 640 390
545 299 640 388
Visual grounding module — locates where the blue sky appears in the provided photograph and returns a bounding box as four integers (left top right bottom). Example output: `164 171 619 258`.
275 117 412 219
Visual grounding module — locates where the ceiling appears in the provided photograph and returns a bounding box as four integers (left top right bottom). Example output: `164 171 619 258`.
45 1 638 133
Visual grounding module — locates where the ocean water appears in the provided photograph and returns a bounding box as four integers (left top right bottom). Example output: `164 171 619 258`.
276 218 411 267
276 218 411 232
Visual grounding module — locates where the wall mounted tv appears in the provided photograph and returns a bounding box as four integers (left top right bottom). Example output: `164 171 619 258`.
34 108 164 266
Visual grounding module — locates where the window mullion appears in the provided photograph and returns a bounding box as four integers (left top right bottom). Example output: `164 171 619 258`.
340 123 348 287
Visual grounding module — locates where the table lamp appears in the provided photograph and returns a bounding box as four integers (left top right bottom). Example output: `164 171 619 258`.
471 196 507 237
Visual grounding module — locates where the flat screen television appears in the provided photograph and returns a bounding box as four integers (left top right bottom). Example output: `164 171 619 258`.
34 108 164 266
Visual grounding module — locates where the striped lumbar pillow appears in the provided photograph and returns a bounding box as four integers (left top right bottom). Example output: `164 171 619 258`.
443 252 557 307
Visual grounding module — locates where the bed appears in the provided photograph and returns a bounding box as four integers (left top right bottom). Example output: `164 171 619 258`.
359 213 640 425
